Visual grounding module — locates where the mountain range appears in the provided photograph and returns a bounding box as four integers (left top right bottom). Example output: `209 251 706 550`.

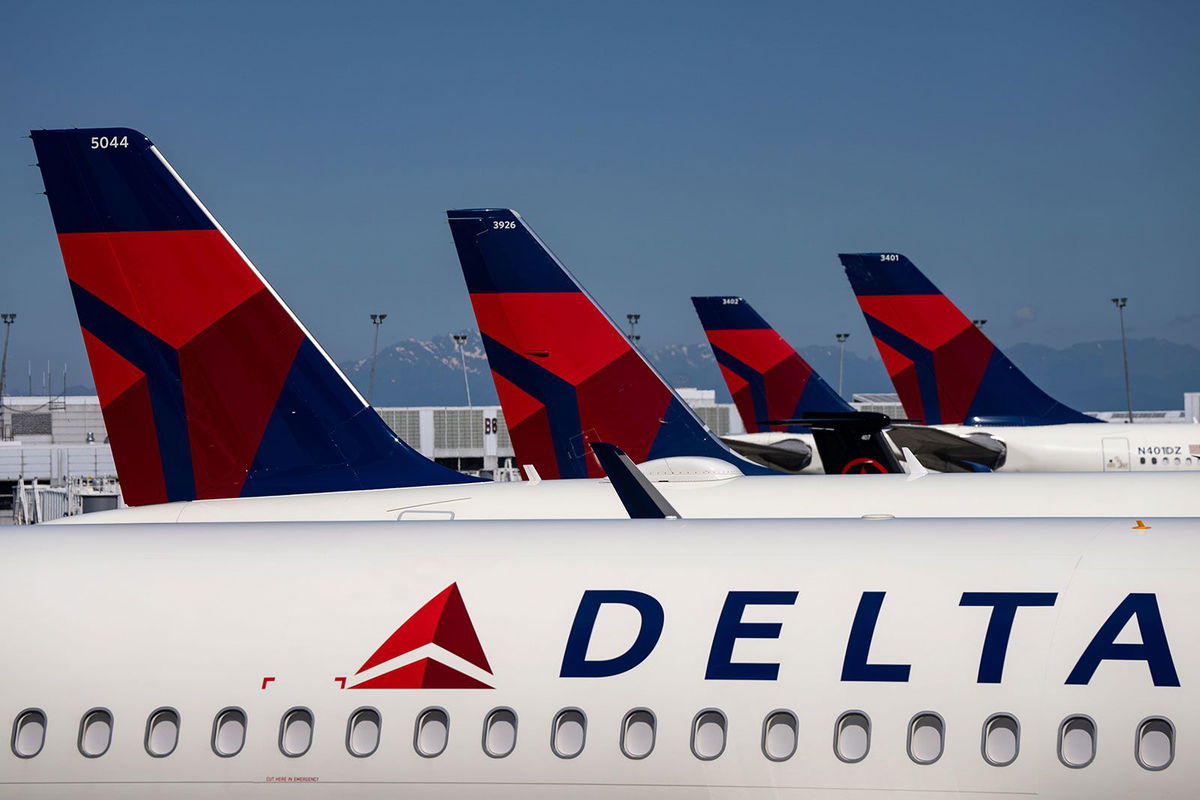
340 331 1199 413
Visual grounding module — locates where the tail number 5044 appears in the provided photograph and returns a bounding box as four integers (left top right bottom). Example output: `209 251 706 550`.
90 135 129 150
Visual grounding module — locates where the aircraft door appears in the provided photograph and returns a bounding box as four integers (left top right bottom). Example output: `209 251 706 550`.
1102 437 1130 471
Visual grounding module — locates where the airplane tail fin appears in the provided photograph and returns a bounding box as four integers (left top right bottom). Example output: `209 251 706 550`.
32 127 477 505
839 253 1098 426
691 296 852 433
447 208 772 478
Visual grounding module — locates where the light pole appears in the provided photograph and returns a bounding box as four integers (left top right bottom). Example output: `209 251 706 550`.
0 314 14 439
1111 297 1133 423
368 313 387 405
835 332 850 397
452 333 472 407
625 313 641 344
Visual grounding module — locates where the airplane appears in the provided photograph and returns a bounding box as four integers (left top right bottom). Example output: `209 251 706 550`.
2 515 1196 797
692 295 1006 473
31 127 1200 525
446 209 900 476
691 295 853 432
840 253 1200 472
29 127 481 507
445 207 786 479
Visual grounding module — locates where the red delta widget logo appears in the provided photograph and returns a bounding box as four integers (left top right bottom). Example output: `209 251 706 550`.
346 584 494 689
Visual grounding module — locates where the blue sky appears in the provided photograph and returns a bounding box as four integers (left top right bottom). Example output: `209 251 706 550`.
2 1 1197 394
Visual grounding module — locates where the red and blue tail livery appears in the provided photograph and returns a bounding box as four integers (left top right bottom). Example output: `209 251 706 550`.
32 127 477 505
447 209 773 479
692 296 852 433
840 253 1099 426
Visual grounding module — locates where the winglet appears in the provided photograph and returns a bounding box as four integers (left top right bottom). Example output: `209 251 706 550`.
900 447 928 481
591 442 681 519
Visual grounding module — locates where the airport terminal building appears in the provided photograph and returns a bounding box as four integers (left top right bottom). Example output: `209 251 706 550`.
0 388 744 520
2 390 1196 522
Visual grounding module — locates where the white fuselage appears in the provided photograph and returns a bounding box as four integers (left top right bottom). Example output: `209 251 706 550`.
937 422 1200 472
0 519 1195 798
728 422 1200 473
48 469 1200 523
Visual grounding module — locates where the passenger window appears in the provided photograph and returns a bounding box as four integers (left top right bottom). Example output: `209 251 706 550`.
1136 717 1174 770
414 708 449 758
761 710 798 761
346 708 381 758
78 708 113 758
11 709 46 759
1058 715 1096 768
483 708 517 758
145 708 180 757
212 708 247 757
620 709 656 759
907 713 944 764
982 713 1019 766
552 708 586 759
279 708 314 757
690 710 727 761
835 711 870 763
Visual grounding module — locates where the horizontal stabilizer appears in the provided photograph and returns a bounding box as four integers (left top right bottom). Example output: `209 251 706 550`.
760 411 897 430
887 426 1007 473
720 437 813 474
